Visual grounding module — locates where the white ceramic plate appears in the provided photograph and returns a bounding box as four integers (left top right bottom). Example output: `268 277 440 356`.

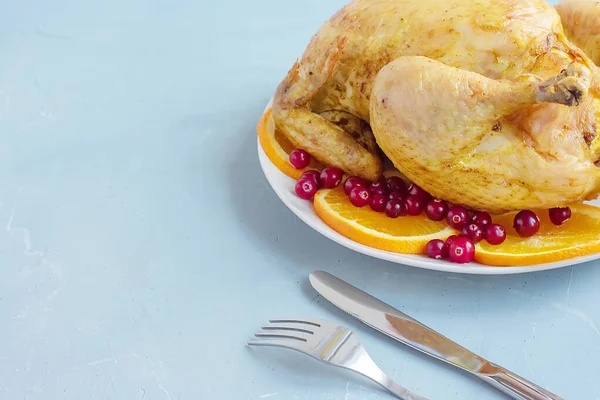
258 107 600 275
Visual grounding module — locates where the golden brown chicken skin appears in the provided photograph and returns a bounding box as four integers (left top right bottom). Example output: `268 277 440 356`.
556 0 600 65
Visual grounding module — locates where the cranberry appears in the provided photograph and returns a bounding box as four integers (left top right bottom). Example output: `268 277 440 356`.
448 236 475 264
471 211 492 227
408 184 432 202
485 224 506 245
300 170 320 186
425 199 449 221
370 193 387 212
405 195 425 216
549 207 571 226
385 199 406 218
344 176 368 196
443 235 458 255
289 149 311 169
446 205 470 230
513 210 540 237
426 239 447 260
386 176 407 194
461 223 485 243
350 187 371 208
295 178 318 200
319 167 344 189
369 181 388 196
388 190 405 202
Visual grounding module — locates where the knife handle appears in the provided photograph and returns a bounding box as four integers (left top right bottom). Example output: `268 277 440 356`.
481 368 563 400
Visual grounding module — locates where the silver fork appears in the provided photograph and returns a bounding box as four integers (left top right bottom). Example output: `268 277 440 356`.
247 317 428 400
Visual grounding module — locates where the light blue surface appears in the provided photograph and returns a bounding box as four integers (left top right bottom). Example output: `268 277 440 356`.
1 0 599 399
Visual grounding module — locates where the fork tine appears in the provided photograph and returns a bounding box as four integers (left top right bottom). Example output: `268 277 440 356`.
261 323 315 334
268 318 321 327
247 338 304 350
254 332 307 341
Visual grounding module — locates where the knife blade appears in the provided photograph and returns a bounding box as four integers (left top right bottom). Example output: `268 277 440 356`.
309 271 563 400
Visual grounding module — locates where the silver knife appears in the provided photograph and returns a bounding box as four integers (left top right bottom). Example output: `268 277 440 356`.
309 271 563 400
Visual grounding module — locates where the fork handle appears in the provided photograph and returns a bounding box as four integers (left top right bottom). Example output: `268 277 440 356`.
352 350 429 399
480 368 563 400
383 378 429 400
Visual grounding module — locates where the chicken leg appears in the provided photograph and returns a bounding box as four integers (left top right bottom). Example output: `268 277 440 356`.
370 56 599 212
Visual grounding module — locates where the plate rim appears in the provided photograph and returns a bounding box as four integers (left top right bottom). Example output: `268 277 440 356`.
257 104 600 275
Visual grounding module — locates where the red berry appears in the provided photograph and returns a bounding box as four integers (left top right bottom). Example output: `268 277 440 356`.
385 199 406 218
443 235 458 255
425 199 449 221
426 239 447 260
446 205 470 230
388 190 406 202
344 176 367 196
445 235 458 246
350 187 371 208
513 210 540 237
289 149 311 169
300 170 320 186
370 193 387 212
319 167 344 189
485 224 506 245
448 236 475 264
404 195 425 216
471 211 492 227
295 178 318 200
369 181 388 196
408 184 432 202
386 176 407 194
549 207 571 226
461 223 485 243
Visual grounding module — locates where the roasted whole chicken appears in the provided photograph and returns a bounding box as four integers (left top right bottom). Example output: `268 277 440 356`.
272 0 600 213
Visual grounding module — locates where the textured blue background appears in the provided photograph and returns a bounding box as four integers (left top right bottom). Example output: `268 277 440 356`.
0 0 597 399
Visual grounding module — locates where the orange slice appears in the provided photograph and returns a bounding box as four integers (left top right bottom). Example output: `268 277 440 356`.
257 108 324 179
475 205 600 266
314 186 455 254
